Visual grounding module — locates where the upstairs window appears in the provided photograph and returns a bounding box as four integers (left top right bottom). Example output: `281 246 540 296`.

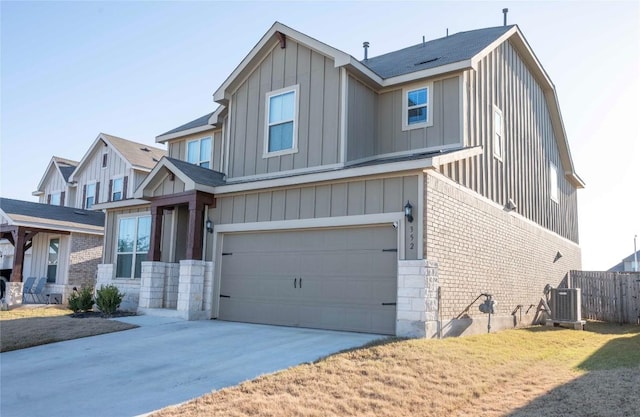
102 153 108 168
402 83 433 130
187 137 211 168
85 183 96 209
112 177 124 201
50 193 61 206
549 162 559 203
265 86 298 156
493 106 503 160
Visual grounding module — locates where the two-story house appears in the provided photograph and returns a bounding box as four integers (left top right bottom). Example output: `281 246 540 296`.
1 133 164 306
95 22 583 337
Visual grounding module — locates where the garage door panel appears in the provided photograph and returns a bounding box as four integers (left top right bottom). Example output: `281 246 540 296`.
219 225 397 335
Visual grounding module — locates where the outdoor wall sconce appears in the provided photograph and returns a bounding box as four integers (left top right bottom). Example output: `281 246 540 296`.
404 201 414 223
205 219 213 234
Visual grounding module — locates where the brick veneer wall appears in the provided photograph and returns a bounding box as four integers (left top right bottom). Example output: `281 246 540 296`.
67 233 103 289
424 171 582 336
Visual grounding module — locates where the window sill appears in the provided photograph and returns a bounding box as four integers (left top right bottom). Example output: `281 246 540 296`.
262 147 299 159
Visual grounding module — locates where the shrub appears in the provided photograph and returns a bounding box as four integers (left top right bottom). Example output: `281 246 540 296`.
68 287 94 313
95 285 124 317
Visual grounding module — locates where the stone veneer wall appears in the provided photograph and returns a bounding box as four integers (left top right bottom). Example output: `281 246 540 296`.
67 233 103 288
424 171 582 337
97 264 140 312
396 260 439 338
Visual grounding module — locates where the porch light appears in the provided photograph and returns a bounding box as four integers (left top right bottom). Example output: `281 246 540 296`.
205 219 213 234
404 201 413 223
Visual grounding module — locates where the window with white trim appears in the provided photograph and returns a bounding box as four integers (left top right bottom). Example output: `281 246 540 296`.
493 106 503 160
549 162 559 203
112 177 124 201
264 85 298 156
46 238 59 283
115 215 151 279
86 183 96 209
187 137 212 168
402 83 433 130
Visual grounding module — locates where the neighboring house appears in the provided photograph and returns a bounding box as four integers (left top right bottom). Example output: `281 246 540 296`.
1 133 165 305
0 198 104 303
609 250 640 272
32 156 79 206
95 22 584 337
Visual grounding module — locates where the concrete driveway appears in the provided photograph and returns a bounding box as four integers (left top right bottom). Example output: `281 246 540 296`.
0 316 384 417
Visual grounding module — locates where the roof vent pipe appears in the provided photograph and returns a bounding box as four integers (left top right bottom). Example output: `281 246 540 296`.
503 8 509 26
446 28 449 37
422 35 425 47
363 41 369 60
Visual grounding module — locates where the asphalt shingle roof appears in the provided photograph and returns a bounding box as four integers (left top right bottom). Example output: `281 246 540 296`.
165 157 226 187
0 198 104 228
101 134 166 171
51 156 78 182
160 112 214 137
362 25 514 79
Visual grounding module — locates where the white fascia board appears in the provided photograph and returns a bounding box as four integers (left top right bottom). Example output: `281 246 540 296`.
213 158 436 195
156 124 215 143
92 198 150 210
7 216 103 235
432 146 483 167
380 60 473 87
35 158 58 193
470 26 518 70
214 22 353 103
69 134 106 182
207 105 226 125
134 158 198 199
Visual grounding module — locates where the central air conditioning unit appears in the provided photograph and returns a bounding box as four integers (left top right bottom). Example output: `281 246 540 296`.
549 288 582 322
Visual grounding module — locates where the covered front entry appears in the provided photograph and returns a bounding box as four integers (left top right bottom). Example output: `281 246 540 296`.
218 225 398 335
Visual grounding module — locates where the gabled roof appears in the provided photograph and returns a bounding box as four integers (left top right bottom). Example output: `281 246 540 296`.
70 133 166 181
0 197 104 235
134 156 226 199
362 26 514 79
608 250 640 272
158 111 214 138
33 156 79 196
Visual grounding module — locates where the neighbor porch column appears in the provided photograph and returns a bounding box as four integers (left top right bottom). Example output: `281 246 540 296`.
139 261 166 309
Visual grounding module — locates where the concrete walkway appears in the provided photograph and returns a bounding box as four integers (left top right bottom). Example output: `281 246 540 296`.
0 316 384 417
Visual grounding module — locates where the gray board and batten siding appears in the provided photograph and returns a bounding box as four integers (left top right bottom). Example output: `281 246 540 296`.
227 40 341 179
103 205 150 265
441 40 579 243
72 145 131 207
168 129 224 173
346 75 462 162
209 175 420 260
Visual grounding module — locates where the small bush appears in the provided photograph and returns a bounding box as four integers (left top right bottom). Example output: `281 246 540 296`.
68 287 94 313
95 285 124 317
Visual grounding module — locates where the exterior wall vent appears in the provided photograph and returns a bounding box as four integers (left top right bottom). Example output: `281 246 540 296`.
550 288 582 322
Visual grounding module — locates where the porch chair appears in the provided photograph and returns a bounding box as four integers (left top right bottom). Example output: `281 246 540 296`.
21 277 37 303
25 277 47 304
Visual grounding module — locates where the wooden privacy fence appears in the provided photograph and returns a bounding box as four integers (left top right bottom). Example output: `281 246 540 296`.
568 271 640 324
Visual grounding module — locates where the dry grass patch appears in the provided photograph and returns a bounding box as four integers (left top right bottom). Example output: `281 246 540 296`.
153 322 640 417
0 305 137 352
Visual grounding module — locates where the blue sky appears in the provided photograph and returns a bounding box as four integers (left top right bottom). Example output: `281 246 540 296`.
1 1 638 270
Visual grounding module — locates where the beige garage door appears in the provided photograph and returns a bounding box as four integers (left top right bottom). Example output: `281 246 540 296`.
218 225 397 335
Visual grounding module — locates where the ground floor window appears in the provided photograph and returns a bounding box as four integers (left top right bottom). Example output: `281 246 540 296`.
116 215 151 279
47 238 59 283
